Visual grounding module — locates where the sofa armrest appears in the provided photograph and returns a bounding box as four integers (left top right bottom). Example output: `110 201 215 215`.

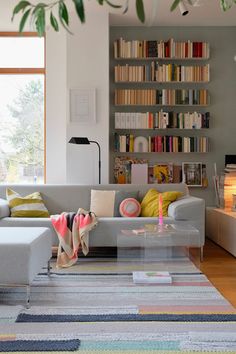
0 198 10 219
168 196 205 221
168 196 205 246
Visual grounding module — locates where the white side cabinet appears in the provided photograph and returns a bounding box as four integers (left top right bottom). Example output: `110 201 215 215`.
206 207 236 257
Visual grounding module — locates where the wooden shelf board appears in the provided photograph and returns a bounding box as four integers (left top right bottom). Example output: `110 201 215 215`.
114 128 209 130
114 57 210 61
114 104 209 107
114 81 209 84
114 151 209 154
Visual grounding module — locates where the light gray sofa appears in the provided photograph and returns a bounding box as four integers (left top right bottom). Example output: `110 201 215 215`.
0 183 205 250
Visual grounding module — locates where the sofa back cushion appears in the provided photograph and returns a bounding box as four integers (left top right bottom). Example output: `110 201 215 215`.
119 198 141 217
114 191 139 217
141 189 183 217
6 188 50 218
0 198 10 218
90 189 116 217
0 184 189 215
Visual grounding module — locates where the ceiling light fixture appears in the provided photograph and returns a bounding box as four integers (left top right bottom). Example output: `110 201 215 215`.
179 1 189 16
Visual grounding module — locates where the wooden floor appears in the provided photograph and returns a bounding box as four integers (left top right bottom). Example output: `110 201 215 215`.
192 238 236 307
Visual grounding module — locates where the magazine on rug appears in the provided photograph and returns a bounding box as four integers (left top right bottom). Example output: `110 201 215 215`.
132 271 172 284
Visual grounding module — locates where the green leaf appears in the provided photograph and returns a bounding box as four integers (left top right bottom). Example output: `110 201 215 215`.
97 0 104 4
19 8 31 32
35 7 45 37
170 0 181 11
32 2 47 15
105 0 122 8
136 0 145 23
12 1 31 21
73 0 85 23
50 11 59 32
58 1 73 33
59 1 69 25
122 0 129 14
220 0 232 10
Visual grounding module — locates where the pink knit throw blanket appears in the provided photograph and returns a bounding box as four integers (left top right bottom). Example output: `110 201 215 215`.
51 208 97 268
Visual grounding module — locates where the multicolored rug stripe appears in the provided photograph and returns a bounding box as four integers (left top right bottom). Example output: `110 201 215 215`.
1 259 236 352
0 339 80 352
16 313 236 323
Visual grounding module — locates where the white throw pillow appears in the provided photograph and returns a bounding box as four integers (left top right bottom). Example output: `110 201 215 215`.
90 190 116 217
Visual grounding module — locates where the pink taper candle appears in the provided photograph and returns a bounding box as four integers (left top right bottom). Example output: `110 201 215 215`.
159 194 163 226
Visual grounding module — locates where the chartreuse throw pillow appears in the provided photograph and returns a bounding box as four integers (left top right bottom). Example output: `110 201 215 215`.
141 189 182 217
6 188 49 218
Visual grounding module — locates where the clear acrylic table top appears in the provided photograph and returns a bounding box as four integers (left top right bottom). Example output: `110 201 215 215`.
117 223 201 271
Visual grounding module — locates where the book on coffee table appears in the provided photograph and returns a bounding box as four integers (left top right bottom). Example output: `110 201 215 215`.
132 271 172 284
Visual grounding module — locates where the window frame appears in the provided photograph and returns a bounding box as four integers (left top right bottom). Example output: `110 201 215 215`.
0 32 46 183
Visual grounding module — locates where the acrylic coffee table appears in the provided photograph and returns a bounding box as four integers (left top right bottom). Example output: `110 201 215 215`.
117 223 201 272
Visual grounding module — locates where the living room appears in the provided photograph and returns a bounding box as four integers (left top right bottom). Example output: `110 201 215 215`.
0 0 236 352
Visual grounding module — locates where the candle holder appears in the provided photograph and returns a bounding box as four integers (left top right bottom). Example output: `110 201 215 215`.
158 194 163 226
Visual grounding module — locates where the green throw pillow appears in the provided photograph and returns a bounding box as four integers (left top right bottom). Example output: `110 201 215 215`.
6 188 49 218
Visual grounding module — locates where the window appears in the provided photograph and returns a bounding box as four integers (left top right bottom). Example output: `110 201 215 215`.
0 33 45 184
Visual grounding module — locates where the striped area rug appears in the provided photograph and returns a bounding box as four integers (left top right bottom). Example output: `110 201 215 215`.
0 258 236 352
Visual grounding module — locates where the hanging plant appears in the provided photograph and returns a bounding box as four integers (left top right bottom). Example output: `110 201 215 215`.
11 0 236 37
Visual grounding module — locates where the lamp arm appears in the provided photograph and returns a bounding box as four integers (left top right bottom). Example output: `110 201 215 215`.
89 140 101 184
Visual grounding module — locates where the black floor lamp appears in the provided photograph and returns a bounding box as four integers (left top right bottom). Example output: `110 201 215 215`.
68 137 101 184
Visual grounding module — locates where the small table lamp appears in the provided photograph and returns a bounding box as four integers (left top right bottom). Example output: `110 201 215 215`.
68 137 101 184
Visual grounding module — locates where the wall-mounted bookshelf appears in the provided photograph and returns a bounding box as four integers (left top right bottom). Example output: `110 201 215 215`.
110 36 210 185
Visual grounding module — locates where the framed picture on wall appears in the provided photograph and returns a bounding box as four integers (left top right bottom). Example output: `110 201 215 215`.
70 88 96 124
182 162 202 187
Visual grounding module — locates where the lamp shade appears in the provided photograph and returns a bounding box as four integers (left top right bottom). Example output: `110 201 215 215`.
69 137 90 145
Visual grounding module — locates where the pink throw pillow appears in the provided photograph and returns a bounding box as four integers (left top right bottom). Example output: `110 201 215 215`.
119 198 141 217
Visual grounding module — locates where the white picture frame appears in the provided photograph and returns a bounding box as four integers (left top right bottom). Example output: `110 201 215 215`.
182 162 202 187
70 88 96 124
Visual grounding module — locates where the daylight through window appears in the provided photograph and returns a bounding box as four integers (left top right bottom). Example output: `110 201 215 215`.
0 33 45 184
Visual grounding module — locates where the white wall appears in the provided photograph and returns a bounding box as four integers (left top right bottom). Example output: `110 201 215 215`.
0 2 110 185
46 29 67 183
66 6 109 184
0 1 21 31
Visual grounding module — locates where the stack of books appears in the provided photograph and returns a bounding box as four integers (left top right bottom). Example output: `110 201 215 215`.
224 164 236 174
132 271 172 284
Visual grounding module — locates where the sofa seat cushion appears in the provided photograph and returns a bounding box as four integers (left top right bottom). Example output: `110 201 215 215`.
0 227 52 285
0 217 58 246
0 216 174 247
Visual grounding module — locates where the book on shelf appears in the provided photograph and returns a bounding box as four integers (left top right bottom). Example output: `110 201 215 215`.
114 63 210 83
153 163 173 183
131 163 148 184
114 158 183 185
132 228 146 234
224 164 236 173
132 271 172 284
114 134 209 153
114 38 209 59
114 156 148 184
114 111 210 130
115 89 208 106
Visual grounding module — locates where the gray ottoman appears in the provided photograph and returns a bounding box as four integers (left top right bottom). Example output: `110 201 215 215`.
0 227 52 307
